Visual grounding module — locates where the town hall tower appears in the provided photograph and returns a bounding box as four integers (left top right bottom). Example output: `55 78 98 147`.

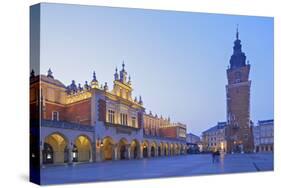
225 27 254 153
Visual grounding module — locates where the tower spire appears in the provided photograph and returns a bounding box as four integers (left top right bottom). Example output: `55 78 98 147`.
122 60 125 71
119 60 127 83
91 70 99 88
30 69 35 78
128 75 131 85
236 24 239 40
92 71 97 82
47 68 54 79
229 24 246 69
114 67 119 80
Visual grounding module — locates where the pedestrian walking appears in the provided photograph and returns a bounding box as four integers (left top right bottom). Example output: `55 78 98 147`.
212 151 216 163
215 150 220 162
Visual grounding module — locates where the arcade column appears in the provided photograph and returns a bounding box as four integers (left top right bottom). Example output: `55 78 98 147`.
67 143 73 165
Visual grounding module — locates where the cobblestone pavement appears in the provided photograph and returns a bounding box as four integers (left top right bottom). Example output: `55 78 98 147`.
40 153 273 185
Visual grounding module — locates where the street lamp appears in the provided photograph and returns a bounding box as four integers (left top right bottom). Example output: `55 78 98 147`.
220 142 224 151
97 136 103 148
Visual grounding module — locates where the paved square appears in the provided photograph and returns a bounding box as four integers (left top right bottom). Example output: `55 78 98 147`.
40 153 273 185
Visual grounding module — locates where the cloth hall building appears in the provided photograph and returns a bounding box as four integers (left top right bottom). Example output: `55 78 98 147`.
30 63 187 165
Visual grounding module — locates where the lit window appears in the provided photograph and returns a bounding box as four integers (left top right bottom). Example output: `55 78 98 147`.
120 113 128 125
132 117 136 127
52 111 59 121
108 110 115 123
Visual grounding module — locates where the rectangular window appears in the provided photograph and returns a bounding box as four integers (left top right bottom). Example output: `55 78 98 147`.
125 114 128 125
132 117 136 127
52 111 59 121
108 110 115 123
120 113 128 125
120 113 123 124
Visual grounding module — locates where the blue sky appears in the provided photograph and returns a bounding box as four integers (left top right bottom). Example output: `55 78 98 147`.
38 3 274 136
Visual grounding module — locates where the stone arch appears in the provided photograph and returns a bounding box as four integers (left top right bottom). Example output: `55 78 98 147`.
118 138 129 160
130 139 141 159
142 140 149 158
102 136 115 160
74 135 92 162
150 141 157 157
43 132 69 164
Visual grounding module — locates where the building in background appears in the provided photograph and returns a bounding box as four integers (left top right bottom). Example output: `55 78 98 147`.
253 119 274 153
144 112 186 140
202 122 227 152
186 133 201 153
224 28 254 153
186 133 200 144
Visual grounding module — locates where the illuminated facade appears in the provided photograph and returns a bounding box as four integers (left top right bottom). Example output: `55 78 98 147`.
30 63 187 165
202 122 227 152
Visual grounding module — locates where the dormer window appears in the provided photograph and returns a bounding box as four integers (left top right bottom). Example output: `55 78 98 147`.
52 111 59 121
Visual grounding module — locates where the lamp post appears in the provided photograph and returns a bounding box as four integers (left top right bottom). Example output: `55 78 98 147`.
96 136 101 148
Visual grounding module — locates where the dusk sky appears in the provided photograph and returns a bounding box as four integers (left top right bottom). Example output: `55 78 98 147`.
38 3 274 136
